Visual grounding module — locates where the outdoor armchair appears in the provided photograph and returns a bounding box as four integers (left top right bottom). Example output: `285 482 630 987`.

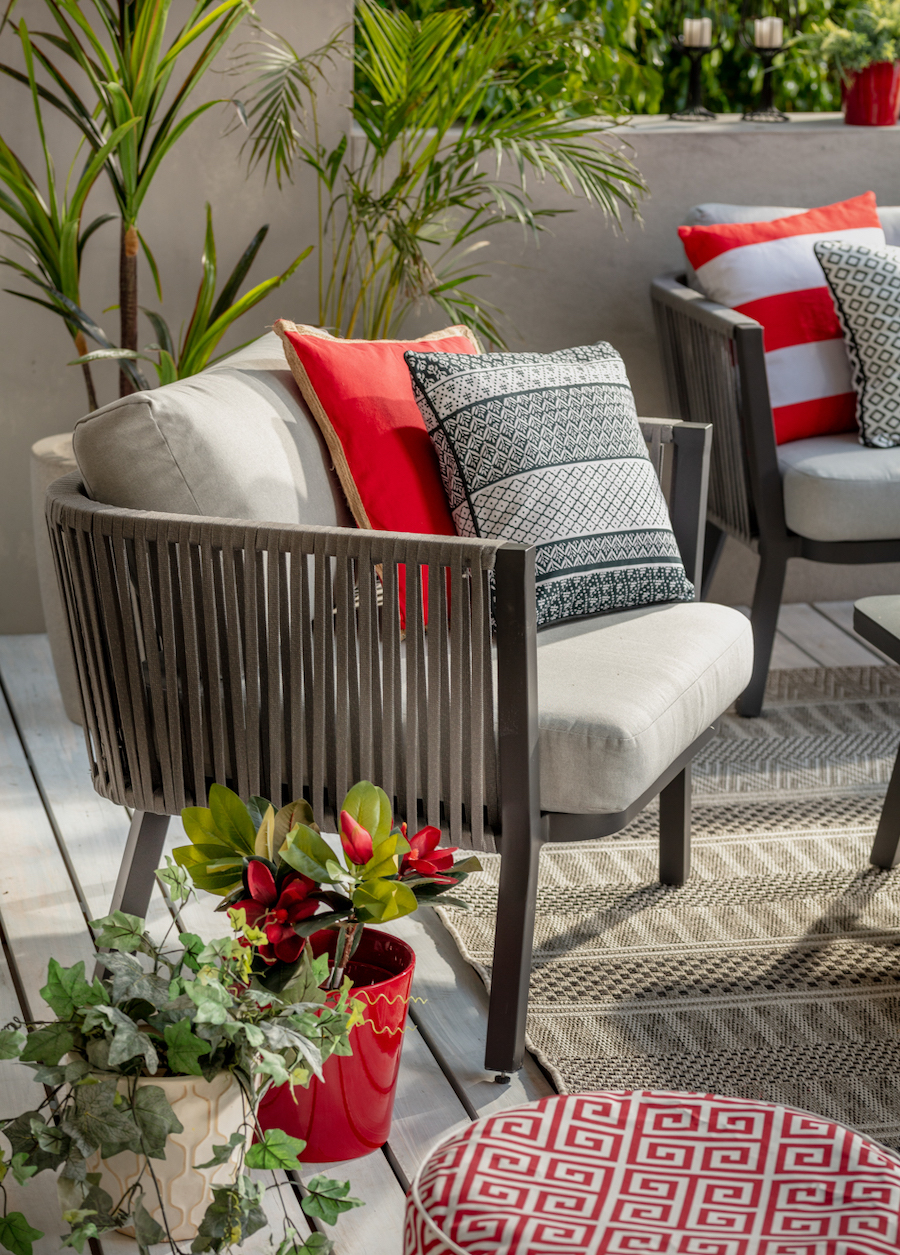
46 335 752 1077
652 272 900 717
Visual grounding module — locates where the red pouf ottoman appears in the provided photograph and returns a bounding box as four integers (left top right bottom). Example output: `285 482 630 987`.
404 1091 900 1254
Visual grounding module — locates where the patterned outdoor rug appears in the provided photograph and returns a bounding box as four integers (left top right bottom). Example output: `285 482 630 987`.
437 665 900 1149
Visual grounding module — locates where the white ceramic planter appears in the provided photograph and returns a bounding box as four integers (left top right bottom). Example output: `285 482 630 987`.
87 1071 248 1241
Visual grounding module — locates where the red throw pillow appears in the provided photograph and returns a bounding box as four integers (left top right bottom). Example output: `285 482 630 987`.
275 321 479 537
678 192 885 444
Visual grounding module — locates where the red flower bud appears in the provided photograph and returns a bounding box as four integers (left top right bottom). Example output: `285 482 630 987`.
340 810 374 865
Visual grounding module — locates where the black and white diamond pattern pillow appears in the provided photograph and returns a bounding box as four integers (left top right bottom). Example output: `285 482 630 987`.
815 238 900 448
403 342 694 628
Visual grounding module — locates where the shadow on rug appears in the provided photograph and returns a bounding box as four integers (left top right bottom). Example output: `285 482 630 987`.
437 665 900 1149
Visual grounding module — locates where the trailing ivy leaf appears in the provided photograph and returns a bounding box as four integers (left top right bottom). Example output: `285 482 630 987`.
194 1131 245 1169
24 1062 65 1085
132 1195 164 1254
301 1175 364 1226
163 1018 211 1076
131 1084 184 1159
89 911 145 953
186 978 232 1024
9 1154 37 1187
192 1175 267 1252
60 1221 100 1254
30 1119 70 1159
0 1029 24 1060
2 1113 64 1173
0 1212 44 1255
156 855 192 903
276 1230 333 1255
83 1006 159 1073
69 1079 141 1159
279 948 330 1003
19 1023 75 1066
253 1048 291 1087
245 1128 307 1170
101 952 169 1008
179 932 205 972
40 959 108 1018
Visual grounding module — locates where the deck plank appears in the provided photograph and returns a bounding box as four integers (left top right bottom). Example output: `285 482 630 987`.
814 600 895 663
298 1151 407 1255
390 910 555 1116
777 603 884 667
0 671 93 1008
0 635 173 938
384 1018 470 1185
731 606 819 669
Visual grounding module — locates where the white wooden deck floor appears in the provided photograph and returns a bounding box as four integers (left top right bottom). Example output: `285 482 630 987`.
0 600 889 1253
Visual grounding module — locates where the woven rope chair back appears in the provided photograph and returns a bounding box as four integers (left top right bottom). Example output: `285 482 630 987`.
47 475 503 852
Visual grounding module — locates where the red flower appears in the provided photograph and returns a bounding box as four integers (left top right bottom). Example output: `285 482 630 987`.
400 825 458 883
232 861 319 965
340 811 374 866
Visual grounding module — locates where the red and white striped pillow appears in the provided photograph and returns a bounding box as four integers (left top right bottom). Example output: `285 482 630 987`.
679 192 885 444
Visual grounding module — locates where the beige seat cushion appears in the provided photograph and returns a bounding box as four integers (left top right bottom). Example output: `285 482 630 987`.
778 433 900 542
536 601 753 814
73 333 351 526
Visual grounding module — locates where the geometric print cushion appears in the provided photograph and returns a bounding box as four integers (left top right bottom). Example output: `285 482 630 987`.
404 1091 900 1255
814 238 900 448
403 343 694 629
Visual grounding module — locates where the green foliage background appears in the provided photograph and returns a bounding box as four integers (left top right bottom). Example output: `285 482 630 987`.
386 0 850 116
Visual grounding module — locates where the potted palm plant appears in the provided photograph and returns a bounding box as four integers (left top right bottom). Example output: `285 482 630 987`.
810 1 900 125
173 782 480 1161
0 892 363 1254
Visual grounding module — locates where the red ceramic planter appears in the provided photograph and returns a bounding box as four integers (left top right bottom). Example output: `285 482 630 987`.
258 927 415 1162
843 61 900 126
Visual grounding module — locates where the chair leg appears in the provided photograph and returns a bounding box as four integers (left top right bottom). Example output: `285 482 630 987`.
111 810 170 918
484 821 544 1078
736 545 789 719
659 765 691 885
871 741 900 869
700 522 727 601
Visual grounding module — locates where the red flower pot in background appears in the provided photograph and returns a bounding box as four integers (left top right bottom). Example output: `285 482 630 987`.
258 928 415 1162
843 61 900 125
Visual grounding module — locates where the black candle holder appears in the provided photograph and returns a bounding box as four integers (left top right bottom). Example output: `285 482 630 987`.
670 40 717 121
743 45 789 120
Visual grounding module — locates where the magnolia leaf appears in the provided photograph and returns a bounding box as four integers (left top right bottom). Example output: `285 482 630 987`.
194 1131 245 1169
340 781 392 845
274 798 319 847
448 855 483 875
89 911 145 953
280 825 339 882
301 1175 364 1226
163 1018 211 1076
9 1154 37 1187
362 831 410 881
132 1195 164 1254
208 783 257 853
245 1127 307 1170
246 795 272 831
130 1085 184 1160
0 1029 25 1060
254 804 276 859
19 1022 75 1066
352 877 418 923
0 1212 44 1255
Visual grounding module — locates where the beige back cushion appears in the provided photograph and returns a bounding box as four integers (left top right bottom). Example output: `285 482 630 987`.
73 332 352 526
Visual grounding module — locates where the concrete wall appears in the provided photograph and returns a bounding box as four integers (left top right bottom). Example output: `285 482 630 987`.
5 94 900 627
0 0 353 631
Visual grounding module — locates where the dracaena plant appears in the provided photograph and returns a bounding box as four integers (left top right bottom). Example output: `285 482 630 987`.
0 889 364 1255
70 204 312 387
173 782 480 992
0 0 255 397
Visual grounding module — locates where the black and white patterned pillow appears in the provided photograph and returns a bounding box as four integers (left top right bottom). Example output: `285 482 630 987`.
814 238 900 448
403 342 694 628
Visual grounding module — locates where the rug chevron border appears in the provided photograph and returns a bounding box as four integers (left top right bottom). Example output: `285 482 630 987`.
437 665 900 1149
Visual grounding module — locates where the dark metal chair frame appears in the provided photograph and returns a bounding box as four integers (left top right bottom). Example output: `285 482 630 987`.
853 596 900 870
652 272 900 718
47 416 716 1079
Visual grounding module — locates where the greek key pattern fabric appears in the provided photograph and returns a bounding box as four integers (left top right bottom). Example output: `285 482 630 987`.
404 344 694 628
404 1091 900 1255
815 238 900 448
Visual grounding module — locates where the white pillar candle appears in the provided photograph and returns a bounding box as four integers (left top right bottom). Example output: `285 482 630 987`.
754 16 783 47
683 16 712 46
